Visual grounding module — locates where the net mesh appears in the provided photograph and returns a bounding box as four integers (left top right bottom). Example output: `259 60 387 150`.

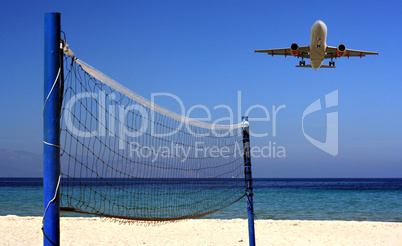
59 55 246 220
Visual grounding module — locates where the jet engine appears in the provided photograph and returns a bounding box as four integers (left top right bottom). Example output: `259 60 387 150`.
290 43 299 56
336 44 346 57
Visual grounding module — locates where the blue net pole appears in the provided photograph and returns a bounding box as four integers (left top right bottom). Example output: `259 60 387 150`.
43 12 61 246
242 116 255 246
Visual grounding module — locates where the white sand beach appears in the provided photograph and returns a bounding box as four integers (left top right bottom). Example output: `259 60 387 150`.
1 216 401 245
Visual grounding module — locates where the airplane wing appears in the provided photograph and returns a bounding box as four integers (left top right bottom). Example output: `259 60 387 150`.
325 46 378 59
255 46 310 57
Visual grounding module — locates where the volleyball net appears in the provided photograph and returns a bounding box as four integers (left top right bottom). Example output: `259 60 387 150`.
58 43 249 221
43 12 255 246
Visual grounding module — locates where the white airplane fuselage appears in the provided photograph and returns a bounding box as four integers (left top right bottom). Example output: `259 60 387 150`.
309 20 328 70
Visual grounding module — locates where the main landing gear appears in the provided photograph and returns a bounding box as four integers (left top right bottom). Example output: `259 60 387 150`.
329 54 335 67
299 53 306 66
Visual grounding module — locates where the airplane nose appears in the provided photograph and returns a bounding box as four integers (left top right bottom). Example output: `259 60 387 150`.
315 20 324 25
314 20 327 30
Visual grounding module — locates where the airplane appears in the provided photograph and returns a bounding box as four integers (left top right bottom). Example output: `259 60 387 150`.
255 20 378 70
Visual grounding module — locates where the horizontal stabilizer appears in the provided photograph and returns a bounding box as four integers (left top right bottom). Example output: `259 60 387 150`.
295 64 336 68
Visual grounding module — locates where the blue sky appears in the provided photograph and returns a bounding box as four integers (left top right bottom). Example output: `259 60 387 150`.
0 0 401 177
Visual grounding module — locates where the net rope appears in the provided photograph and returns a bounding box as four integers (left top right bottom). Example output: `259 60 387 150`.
59 53 246 221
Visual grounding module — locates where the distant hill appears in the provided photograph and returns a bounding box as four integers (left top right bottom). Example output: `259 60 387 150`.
0 149 42 177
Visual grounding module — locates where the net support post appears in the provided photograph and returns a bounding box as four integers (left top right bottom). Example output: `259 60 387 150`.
242 116 256 246
44 12 61 246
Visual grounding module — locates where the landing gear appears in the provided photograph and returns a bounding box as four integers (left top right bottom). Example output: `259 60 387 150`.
299 53 306 66
329 54 335 66
317 38 321 48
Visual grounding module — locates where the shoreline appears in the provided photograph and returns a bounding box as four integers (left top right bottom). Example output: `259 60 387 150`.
1 216 401 245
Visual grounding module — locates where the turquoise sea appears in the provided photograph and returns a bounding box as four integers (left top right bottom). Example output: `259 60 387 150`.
0 178 401 222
